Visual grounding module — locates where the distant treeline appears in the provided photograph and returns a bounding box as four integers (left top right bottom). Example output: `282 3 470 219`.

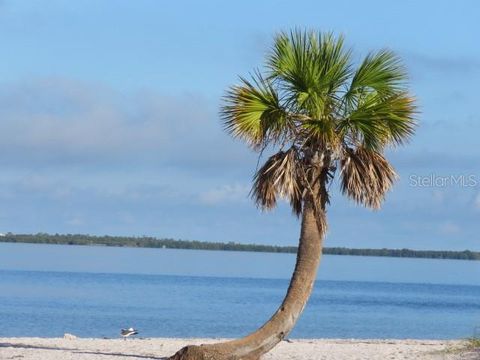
1 233 479 261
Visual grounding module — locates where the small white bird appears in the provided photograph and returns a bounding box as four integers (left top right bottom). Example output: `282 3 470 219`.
121 327 139 339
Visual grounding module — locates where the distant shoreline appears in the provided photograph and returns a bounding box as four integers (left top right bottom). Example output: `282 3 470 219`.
1 233 478 261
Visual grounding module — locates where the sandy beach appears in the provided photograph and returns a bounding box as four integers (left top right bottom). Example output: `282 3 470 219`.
0 337 477 360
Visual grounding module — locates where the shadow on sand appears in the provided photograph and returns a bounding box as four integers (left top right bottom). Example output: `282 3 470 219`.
0 342 168 359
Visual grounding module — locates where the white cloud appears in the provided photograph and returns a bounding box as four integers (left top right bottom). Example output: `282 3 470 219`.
406 52 480 75
66 216 84 226
432 190 445 204
0 77 253 171
474 193 480 210
198 184 250 205
438 221 461 235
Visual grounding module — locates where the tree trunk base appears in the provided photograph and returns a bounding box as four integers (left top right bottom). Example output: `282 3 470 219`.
169 345 260 360
169 197 325 360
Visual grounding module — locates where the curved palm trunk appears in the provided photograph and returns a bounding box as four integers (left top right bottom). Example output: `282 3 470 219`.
170 196 326 360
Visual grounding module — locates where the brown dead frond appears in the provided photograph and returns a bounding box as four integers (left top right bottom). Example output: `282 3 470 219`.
340 147 398 209
251 149 303 215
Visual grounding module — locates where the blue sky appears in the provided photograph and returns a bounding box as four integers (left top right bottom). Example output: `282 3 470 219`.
0 0 479 250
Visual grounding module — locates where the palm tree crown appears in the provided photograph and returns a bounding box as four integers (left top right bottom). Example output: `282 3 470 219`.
221 30 416 216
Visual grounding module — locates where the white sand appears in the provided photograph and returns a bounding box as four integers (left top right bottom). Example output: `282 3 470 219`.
0 337 476 360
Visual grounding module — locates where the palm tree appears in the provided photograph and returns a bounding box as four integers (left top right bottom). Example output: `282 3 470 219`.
170 30 416 360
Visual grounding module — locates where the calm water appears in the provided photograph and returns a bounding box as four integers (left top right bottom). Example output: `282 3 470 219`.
0 242 479 339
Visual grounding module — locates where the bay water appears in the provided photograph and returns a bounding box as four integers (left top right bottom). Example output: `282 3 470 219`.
0 242 479 339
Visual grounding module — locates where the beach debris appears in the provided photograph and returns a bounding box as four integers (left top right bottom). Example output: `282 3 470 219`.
121 327 139 339
63 333 77 340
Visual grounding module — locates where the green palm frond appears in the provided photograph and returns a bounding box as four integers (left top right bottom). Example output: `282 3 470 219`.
221 29 417 214
314 32 352 94
339 92 416 150
302 116 341 149
267 30 351 118
340 147 398 209
345 50 407 102
221 72 289 149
